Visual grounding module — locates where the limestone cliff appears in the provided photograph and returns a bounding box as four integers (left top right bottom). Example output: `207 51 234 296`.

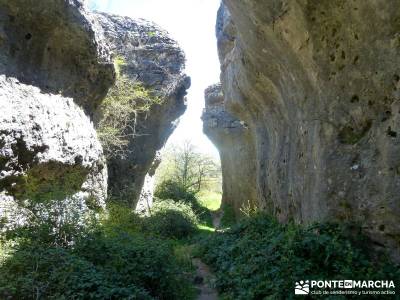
202 84 257 214
0 0 115 224
95 13 190 207
214 1 400 259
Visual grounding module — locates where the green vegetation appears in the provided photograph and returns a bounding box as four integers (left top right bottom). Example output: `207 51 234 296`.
155 141 221 195
97 56 162 158
155 179 198 206
0 199 196 299
155 180 213 229
220 203 236 228
1 191 398 299
1 137 398 299
142 200 198 239
154 141 222 229
197 213 399 300
0 231 191 299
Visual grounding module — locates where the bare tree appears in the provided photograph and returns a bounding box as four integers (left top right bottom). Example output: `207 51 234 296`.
159 140 220 193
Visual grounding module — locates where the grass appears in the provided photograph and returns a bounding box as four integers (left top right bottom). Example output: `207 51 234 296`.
198 191 221 211
197 224 215 232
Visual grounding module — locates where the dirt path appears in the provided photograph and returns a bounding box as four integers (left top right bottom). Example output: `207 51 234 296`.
192 258 218 300
191 209 223 300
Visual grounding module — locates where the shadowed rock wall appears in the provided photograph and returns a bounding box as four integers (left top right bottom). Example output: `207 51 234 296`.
96 13 190 207
214 1 400 259
202 84 257 214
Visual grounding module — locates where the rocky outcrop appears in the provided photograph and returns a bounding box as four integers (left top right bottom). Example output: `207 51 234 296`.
0 0 114 222
135 153 161 215
214 1 400 258
95 13 190 207
0 76 106 205
202 84 257 214
0 0 189 215
0 0 114 115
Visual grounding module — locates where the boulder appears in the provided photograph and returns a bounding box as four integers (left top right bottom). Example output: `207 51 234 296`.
0 76 107 222
0 0 115 223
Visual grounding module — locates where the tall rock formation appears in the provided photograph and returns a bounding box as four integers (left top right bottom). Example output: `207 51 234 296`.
212 1 400 259
0 0 190 220
202 84 257 213
95 13 190 207
0 0 115 224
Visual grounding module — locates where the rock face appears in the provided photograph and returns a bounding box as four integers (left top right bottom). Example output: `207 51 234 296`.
0 0 114 115
0 76 106 205
202 84 257 213
0 0 114 220
0 0 190 216
95 13 190 207
214 1 400 258
135 153 161 215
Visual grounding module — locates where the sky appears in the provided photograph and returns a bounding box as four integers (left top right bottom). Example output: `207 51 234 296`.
88 0 221 157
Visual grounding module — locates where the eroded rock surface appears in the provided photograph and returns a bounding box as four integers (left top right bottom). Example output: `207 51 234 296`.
0 0 114 221
215 1 400 258
96 13 190 207
0 76 106 205
0 0 114 115
202 84 257 214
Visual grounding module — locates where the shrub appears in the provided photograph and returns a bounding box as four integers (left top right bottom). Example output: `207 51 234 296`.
141 200 198 239
155 179 197 204
0 201 195 299
198 214 399 300
0 230 192 299
154 180 212 225
100 201 142 235
220 203 236 228
97 57 161 158
0 197 97 248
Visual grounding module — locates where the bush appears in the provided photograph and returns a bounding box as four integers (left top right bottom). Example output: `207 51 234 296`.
154 180 212 225
198 214 399 300
220 203 236 228
0 230 192 299
142 200 198 239
0 202 194 299
155 180 197 204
